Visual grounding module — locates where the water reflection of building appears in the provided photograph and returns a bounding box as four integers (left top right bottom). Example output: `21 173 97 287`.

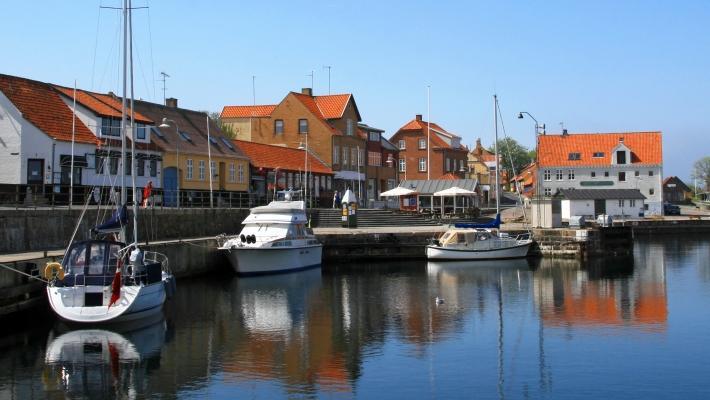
533 252 667 331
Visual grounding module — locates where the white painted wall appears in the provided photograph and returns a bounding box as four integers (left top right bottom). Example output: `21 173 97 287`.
561 198 644 221
0 92 23 184
539 165 663 215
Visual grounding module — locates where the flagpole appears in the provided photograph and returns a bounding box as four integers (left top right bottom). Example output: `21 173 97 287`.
207 115 214 208
70 80 77 209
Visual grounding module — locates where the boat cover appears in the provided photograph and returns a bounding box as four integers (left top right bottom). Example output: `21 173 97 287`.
94 204 128 233
454 213 500 229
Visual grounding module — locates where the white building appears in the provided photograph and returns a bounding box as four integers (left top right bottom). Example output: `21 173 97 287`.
537 131 663 215
557 189 646 221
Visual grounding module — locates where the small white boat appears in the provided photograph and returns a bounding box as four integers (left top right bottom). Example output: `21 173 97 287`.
219 192 323 275
426 225 533 260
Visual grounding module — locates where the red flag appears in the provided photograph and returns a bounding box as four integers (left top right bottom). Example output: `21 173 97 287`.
109 259 122 308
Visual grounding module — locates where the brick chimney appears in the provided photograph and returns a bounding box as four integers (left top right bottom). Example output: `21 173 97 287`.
165 97 178 108
301 88 313 96
415 114 423 121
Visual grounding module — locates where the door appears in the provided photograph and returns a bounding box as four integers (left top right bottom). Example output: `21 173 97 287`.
27 159 44 184
594 199 606 216
219 162 226 190
163 167 177 207
60 166 82 185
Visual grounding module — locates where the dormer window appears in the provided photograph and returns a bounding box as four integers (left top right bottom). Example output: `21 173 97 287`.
616 150 627 164
593 152 605 158
179 131 192 142
136 124 146 140
568 152 581 160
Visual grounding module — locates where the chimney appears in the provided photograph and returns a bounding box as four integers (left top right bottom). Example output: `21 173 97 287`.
562 129 568 136
415 114 423 121
301 88 313 96
619 136 624 143
476 138 482 148
165 97 178 108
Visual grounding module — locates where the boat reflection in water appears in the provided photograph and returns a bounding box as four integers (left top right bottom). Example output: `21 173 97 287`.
42 315 167 397
220 268 353 394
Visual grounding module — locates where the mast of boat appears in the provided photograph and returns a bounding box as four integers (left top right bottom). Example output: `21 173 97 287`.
70 81 76 209
494 94 500 215
119 0 129 243
128 0 139 246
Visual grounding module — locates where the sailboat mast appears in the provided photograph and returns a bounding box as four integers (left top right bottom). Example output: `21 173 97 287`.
494 95 500 215
128 0 139 245
119 0 128 242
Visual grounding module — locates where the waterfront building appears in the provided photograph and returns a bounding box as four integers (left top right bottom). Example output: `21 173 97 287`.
221 88 369 195
537 131 663 215
467 138 495 184
358 123 399 206
0 74 99 198
389 114 468 182
555 188 646 221
233 140 333 206
662 176 692 203
134 98 250 207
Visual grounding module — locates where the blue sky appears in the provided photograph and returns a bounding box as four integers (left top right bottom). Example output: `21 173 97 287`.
2 1 708 180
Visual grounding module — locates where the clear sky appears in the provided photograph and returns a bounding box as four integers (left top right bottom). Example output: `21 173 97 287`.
2 0 708 180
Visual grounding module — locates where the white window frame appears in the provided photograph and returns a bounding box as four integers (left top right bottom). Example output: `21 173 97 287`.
568 169 575 180
198 160 205 181
544 170 551 181
398 158 406 172
418 138 426 149
346 119 354 136
238 164 245 183
210 161 217 181
186 159 194 180
229 162 236 182
399 140 406 150
556 169 563 181
544 188 552 196
418 157 427 172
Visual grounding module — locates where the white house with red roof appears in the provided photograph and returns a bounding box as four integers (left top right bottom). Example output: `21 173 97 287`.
537 131 663 215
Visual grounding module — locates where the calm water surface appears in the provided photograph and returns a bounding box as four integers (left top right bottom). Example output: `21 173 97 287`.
1 235 709 399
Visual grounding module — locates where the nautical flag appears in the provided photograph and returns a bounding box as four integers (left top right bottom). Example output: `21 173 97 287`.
109 259 122 308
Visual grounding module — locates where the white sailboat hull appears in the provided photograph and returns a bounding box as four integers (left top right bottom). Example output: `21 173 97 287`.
426 241 532 260
224 244 322 275
46 279 169 324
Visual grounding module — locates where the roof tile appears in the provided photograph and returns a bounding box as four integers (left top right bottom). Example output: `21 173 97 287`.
234 140 332 174
538 132 662 167
221 104 277 118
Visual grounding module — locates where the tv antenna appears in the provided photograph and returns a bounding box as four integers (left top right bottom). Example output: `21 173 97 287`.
159 71 170 105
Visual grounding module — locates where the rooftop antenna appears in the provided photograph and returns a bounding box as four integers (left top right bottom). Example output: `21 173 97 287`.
307 70 314 92
159 71 169 105
559 122 564 131
323 65 332 94
252 75 256 105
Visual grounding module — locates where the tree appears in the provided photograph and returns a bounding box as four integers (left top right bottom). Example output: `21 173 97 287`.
692 156 710 191
487 137 534 180
204 111 236 139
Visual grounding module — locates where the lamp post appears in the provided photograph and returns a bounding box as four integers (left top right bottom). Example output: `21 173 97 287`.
159 118 180 208
298 139 308 206
517 111 544 227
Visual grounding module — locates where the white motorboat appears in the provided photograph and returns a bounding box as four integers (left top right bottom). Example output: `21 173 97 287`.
219 192 323 275
44 1 175 324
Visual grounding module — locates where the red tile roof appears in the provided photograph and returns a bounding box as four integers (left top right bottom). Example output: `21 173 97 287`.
538 132 662 167
234 140 333 174
396 117 464 150
0 74 98 144
54 86 153 124
313 94 351 119
221 104 277 118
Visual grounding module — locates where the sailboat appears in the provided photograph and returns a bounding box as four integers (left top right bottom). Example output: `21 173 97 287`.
44 0 175 323
426 95 533 260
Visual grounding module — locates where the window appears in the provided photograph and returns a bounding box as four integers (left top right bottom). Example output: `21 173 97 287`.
101 118 121 137
368 151 381 166
591 171 596 178
210 161 217 181
151 126 165 139
544 188 552 196
398 159 406 172
110 155 119 175
342 147 349 166
137 159 145 176
568 170 575 180
221 137 235 150
568 152 581 160
649 188 654 195
229 163 235 182
298 119 308 134
616 150 627 164
187 159 194 180
327 176 332 190
199 160 205 181
399 140 406 150
593 152 605 158
418 158 427 172
238 164 245 183
179 131 192 142
619 199 625 207
209 137 218 147
149 160 157 177
618 171 626 182
556 170 563 181
333 145 340 164
446 158 451 172
351 148 358 166
635 170 640 177
274 119 284 134
604 171 610 177
125 157 132 176
630 199 636 207
649 170 654 176
418 138 427 149
368 131 379 142
346 119 354 136
544 170 551 181
136 124 146 140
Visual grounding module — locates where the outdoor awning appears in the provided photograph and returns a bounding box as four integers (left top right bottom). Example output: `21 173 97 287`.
59 155 88 167
333 170 365 181
433 186 476 196
380 187 417 197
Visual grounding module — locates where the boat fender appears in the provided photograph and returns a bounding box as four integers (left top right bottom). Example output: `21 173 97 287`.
240 234 246 243
44 262 65 281
247 235 255 244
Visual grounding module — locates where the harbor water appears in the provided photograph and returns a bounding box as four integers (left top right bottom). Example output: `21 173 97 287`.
1 234 709 399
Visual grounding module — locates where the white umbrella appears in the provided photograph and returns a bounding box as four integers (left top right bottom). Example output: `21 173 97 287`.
433 186 476 216
380 187 417 197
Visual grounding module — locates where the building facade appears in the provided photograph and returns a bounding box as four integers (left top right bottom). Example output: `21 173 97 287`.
358 123 398 205
662 176 691 203
537 131 663 215
389 114 468 182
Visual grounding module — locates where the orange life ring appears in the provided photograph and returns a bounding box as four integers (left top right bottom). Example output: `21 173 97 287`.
44 262 65 281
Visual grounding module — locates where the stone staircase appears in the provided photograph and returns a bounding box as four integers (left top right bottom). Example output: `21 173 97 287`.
312 208 442 228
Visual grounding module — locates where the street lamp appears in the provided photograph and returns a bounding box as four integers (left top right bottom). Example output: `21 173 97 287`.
158 118 180 208
298 140 308 205
518 111 544 227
